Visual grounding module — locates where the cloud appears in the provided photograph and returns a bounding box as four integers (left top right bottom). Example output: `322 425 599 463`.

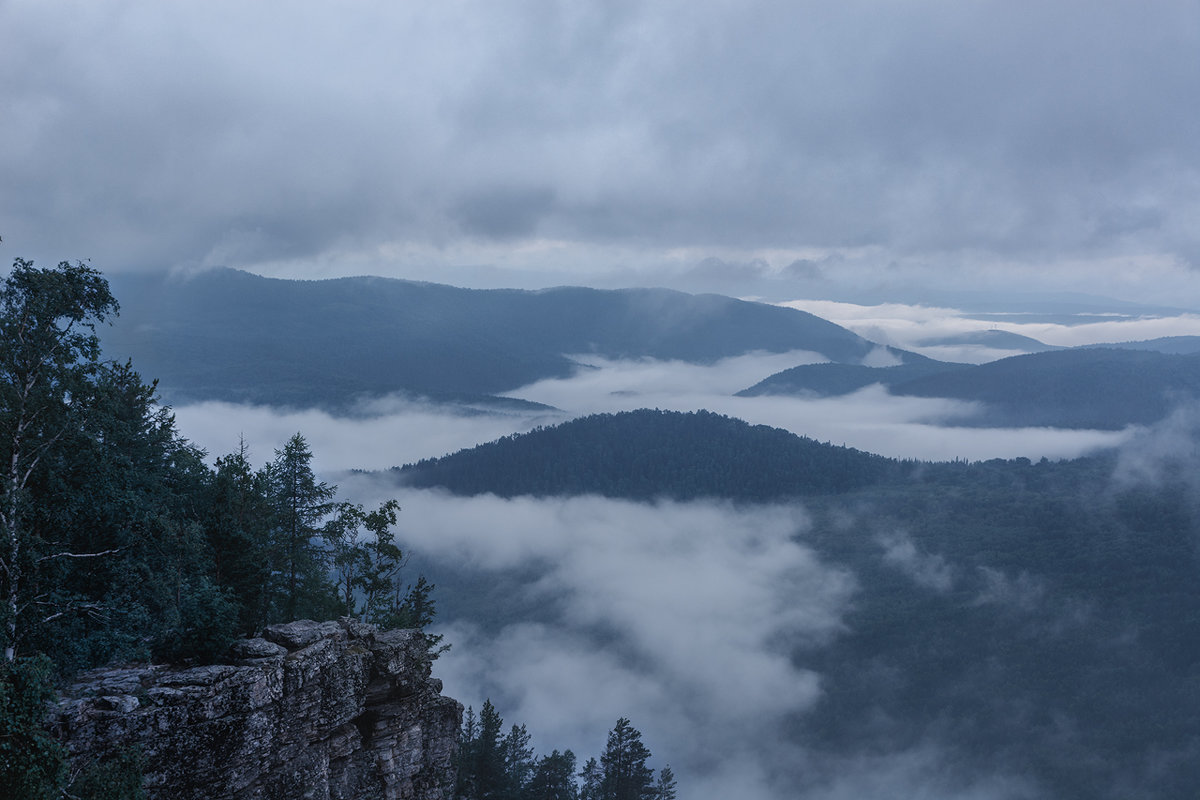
3 1 1200 305
346 490 852 800
778 299 1200 361
1112 401 1200 488
878 532 955 593
169 349 1131 477
169 397 555 473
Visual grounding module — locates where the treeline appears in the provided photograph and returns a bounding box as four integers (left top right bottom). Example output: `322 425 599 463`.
0 261 435 673
457 702 676 800
0 260 437 798
398 409 901 500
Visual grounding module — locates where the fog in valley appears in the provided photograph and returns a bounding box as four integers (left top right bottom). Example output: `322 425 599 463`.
159 304 1200 800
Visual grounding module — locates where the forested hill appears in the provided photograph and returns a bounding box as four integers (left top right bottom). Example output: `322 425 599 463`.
395 409 902 499
742 347 1200 429
104 269 904 409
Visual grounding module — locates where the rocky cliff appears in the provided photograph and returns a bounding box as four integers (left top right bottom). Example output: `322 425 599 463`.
52 619 463 800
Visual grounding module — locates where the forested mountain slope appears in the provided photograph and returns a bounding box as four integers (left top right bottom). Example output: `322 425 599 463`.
396 409 902 499
742 347 1200 428
104 269 905 408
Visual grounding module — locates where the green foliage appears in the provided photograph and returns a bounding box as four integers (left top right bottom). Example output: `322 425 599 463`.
0 655 66 799
457 706 668 800
600 718 654 800
150 576 239 665
264 433 338 621
1 258 120 661
528 750 578 800
577 758 602 800
69 748 148 800
651 766 676 800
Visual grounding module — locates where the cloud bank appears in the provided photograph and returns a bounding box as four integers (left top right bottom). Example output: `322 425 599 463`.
4 1 1200 305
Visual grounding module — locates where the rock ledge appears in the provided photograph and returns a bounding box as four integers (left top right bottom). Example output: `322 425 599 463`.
53 619 462 800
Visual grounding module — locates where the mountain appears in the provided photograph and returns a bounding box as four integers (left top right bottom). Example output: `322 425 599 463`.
742 347 1200 429
895 347 1200 428
396 409 900 500
737 352 966 398
104 269 894 409
915 328 1063 353
1083 335 1200 355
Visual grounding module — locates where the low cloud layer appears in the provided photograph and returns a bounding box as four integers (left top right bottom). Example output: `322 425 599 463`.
327 482 1042 800
779 300 1200 362
171 351 1129 472
4 2 1200 306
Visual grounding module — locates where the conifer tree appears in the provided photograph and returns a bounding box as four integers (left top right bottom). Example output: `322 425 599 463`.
599 718 654 800
500 722 534 798
651 765 676 800
578 757 603 800
528 749 578 800
264 433 336 620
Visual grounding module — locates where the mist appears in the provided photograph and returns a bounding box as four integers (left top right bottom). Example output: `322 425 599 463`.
161 346 1142 800
328 482 1040 800
778 299 1200 363
171 350 1129 472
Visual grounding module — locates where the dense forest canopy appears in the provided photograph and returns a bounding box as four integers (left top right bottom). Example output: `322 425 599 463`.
0 260 442 797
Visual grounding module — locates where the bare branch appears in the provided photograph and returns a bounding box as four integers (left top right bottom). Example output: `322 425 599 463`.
36 547 122 564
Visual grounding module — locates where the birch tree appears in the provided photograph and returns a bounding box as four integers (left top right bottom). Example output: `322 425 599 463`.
0 260 117 661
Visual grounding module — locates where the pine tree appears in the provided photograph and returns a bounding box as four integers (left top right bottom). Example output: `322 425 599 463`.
651 766 676 800
599 718 654 800
528 749 578 800
264 433 336 621
472 699 506 800
578 757 603 800
500 723 534 799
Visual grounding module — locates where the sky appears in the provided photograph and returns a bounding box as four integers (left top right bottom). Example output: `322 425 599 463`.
4 0 1200 307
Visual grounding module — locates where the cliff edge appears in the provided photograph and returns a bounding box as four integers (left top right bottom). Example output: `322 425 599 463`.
52 619 463 800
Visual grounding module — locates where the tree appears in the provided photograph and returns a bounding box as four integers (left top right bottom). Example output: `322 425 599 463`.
0 259 118 661
263 433 337 621
203 439 275 634
578 757 603 800
600 718 654 800
471 699 506 800
651 766 676 800
500 722 534 799
528 749 578 800
0 654 65 798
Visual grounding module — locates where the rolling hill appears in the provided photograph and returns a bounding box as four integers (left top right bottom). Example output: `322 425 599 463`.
395 409 902 499
103 269 904 409
742 347 1200 429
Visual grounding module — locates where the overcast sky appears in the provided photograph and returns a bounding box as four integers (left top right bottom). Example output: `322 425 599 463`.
4 1 1200 305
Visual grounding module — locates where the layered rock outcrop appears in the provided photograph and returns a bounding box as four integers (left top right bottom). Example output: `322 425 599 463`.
52 619 462 800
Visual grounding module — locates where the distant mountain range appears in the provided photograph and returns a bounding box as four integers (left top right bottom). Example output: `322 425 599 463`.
742 347 1200 429
103 269 1200 429
104 268 909 409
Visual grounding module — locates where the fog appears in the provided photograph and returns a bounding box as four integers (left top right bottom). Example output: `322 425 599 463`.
325 483 1039 800
779 300 1200 362
172 351 1129 472
162 346 1135 799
